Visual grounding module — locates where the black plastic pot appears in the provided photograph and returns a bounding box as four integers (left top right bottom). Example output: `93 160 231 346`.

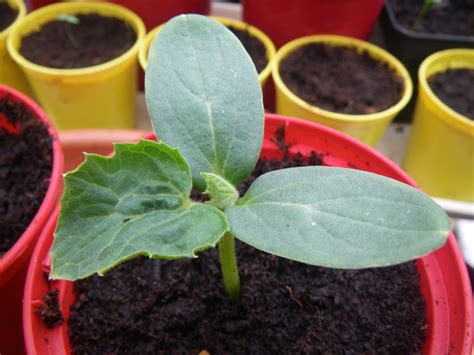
379 2 474 122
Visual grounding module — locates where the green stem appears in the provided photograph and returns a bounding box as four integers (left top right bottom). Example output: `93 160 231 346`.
218 232 241 302
412 0 432 30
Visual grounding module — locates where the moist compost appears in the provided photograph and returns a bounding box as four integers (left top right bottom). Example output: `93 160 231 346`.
389 0 474 36
428 68 474 120
36 290 64 329
279 43 404 115
228 26 268 74
66 127 426 353
0 2 17 32
0 96 52 252
19 13 136 69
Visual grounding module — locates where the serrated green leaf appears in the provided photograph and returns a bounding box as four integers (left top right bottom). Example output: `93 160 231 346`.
50 140 229 281
145 14 264 190
226 167 451 269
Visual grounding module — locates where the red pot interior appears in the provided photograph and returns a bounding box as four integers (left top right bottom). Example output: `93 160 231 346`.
23 114 472 354
243 0 383 48
0 85 63 355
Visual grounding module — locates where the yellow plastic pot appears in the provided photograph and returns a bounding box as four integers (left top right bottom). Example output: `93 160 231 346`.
272 35 412 146
7 2 145 130
0 0 32 96
139 16 276 87
403 49 474 202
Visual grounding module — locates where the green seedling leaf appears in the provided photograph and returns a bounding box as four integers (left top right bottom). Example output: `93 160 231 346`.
145 14 264 190
50 140 229 281
201 172 239 210
226 167 451 269
57 14 80 25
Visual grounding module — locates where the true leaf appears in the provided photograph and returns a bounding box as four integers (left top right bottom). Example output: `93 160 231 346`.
226 167 451 269
50 140 229 281
201 172 239 210
145 14 264 190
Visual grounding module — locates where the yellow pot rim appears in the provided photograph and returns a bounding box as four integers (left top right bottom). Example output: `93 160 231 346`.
272 35 413 123
7 1 146 77
418 49 474 133
0 0 26 42
139 15 276 84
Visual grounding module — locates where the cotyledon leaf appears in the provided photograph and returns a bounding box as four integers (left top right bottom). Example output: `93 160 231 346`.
145 14 264 191
225 166 451 269
50 140 229 281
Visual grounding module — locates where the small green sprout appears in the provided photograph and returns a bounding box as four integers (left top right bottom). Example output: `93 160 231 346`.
57 14 80 25
412 0 444 30
50 15 450 302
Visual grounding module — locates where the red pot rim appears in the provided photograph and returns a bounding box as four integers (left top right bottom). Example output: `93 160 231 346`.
23 114 472 354
0 85 63 282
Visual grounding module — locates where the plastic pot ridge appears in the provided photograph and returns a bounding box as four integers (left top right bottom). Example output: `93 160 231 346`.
24 114 472 353
403 49 474 202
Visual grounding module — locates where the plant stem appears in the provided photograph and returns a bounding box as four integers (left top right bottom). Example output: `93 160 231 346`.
218 232 241 302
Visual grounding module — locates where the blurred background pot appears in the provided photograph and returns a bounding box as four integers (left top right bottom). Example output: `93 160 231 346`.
243 0 383 48
272 35 412 146
403 49 474 203
0 0 33 96
139 16 276 88
30 0 211 30
380 2 474 122
7 2 145 130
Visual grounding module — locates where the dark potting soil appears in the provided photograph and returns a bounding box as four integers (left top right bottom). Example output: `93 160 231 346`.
279 43 404 115
428 68 474 120
19 14 136 69
228 26 268 74
0 2 18 32
66 127 426 353
389 0 474 36
0 96 53 253
36 289 64 329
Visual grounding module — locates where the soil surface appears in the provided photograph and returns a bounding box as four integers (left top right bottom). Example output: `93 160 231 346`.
228 25 268 74
20 14 136 69
389 0 474 36
279 43 404 115
66 127 426 353
428 68 474 120
0 96 53 253
0 2 18 32
36 289 64 329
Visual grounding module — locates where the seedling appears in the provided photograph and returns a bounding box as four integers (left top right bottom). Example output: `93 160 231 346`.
50 15 450 302
412 0 444 30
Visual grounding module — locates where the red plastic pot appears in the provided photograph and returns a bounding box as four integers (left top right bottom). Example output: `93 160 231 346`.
30 0 210 27
0 85 63 355
243 0 384 48
24 114 472 354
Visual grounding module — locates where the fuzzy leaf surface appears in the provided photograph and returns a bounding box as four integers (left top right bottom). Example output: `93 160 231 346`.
51 140 229 281
226 167 451 268
145 14 264 190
